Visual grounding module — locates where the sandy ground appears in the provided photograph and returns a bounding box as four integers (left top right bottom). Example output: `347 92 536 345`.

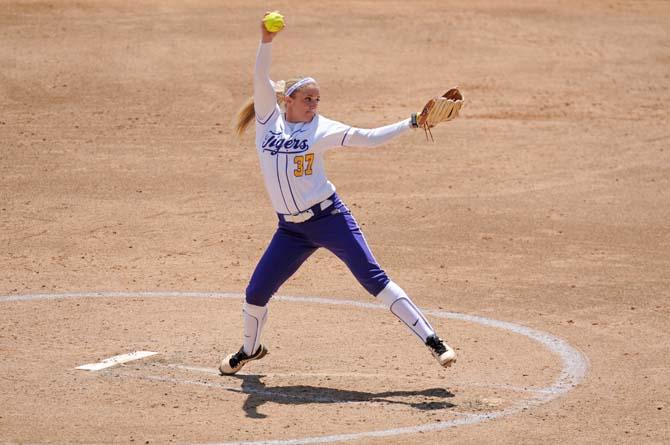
1 1 669 444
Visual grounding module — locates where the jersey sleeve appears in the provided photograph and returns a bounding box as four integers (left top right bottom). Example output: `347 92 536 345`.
342 118 412 148
254 42 279 124
313 116 353 151
316 117 412 151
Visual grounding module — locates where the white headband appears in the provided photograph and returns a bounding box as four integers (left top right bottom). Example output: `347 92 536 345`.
285 77 317 97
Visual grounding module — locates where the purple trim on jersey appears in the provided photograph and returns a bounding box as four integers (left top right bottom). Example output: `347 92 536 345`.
275 150 291 214
341 127 351 146
245 194 390 306
256 108 277 125
284 153 301 213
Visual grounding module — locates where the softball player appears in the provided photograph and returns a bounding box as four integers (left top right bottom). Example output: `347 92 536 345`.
219 15 456 375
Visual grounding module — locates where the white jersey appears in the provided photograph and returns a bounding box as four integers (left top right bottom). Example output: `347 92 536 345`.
256 106 354 214
254 42 411 215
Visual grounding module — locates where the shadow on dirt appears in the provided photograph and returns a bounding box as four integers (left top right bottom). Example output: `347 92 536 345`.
231 374 455 419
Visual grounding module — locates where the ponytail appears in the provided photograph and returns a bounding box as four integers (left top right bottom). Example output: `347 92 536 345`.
235 96 256 137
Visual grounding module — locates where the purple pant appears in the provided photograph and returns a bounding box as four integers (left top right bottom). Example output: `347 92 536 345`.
245 194 389 306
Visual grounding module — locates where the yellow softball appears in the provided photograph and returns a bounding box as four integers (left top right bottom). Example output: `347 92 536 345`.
263 11 285 33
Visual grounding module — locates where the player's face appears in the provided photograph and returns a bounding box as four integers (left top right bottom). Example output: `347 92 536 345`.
286 84 320 122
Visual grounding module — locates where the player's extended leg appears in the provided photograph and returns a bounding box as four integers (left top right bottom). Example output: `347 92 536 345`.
377 281 456 367
220 226 318 375
310 210 456 368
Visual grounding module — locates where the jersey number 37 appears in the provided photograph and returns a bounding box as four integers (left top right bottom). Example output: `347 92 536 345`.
294 154 314 177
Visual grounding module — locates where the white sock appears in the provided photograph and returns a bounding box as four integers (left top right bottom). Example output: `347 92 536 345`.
243 302 268 355
377 281 435 343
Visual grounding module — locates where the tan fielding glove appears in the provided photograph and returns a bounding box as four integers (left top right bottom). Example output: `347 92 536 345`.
412 88 464 141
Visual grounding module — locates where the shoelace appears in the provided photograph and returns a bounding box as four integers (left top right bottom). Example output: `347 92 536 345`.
427 336 447 355
229 349 248 367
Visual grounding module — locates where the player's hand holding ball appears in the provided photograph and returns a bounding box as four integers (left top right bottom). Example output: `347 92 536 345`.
261 11 285 42
264 11 285 32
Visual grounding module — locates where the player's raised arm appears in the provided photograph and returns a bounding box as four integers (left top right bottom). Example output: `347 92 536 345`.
234 12 286 137
254 13 284 122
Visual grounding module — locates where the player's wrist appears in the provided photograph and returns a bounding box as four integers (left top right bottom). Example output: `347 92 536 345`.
410 112 419 128
260 23 275 43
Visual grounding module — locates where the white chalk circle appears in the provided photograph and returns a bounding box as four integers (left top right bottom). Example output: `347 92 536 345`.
0 291 588 445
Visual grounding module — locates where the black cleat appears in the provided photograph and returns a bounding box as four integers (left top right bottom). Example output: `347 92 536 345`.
425 334 457 368
219 344 268 375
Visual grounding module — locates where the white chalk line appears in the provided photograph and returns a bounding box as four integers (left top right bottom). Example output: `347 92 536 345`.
161 363 442 381
161 363 392 379
0 291 588 445
153 362 552 396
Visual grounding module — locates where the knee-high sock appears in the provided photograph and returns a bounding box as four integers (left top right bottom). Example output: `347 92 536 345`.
377 281 435 343
243 302 268 355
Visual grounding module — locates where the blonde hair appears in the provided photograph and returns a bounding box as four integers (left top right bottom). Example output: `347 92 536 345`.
234 77 316 137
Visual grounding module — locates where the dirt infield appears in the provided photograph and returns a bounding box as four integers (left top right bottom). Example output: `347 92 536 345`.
1 1 669 444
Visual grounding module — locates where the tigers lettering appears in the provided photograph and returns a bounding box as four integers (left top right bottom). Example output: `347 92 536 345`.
262 130 309 155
